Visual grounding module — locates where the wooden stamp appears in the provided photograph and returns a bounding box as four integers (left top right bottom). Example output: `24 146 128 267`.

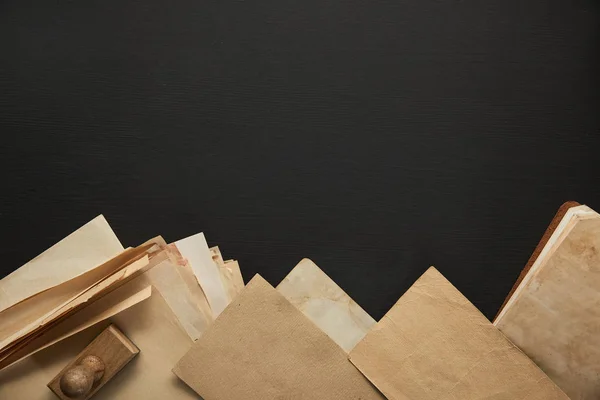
48 324 139 400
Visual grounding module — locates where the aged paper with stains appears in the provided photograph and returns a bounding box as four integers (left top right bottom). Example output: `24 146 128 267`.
277 258 376 353
349 267 568 400
0 215 123 314
174 275 384 400
175 233 229 317
495 208 600 399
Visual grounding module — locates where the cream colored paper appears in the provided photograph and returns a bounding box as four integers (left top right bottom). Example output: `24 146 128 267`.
220 260 244 300
146 258 211 341
349 267 568 400
0 273 197 399
0 285 151 370
277 258 376 353
175 233 229 317
0 215 123 313
210 246 245 301
495 207 600 399
174 275 384 400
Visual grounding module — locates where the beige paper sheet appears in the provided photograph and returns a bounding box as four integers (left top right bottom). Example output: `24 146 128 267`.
349 267 568 400
0 274 197 400
175 233 229 317
277 258 376 353
210 246 245 301
495 209 600 399
0 215 123 313
146 258 211 341
174 275 384 400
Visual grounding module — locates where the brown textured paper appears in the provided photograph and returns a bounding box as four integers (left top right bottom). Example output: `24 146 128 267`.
495 206 600 399
349 267 569 400
277 258 376 353
174 275 384 400
0 215 123 314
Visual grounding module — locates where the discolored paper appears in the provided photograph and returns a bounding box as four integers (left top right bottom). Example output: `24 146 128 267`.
495 206 600 399
175 233 229 317
349 267 568 400
277 258 376 353
174 275 384 400
0 215 123 314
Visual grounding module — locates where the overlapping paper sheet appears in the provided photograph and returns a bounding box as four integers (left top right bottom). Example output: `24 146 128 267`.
495 205 600 399
0 217 245 399
174 275 384 400
349 267 569 400
277 258 376 353
0 240 162 368
175 233 230 317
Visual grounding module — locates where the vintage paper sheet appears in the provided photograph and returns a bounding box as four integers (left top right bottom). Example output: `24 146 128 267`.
349 267 568 400
277 258 376 353
146 258 212 341
0 215 123 313
0 274 197 400
175 233 229 317
210 246 245 300
174 275 384 400
495 208 600 399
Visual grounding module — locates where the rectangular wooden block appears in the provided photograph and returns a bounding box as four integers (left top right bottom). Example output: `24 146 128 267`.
48 324 138 400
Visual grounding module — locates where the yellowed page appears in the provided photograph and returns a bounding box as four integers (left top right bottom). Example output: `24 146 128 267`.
175 233 229 317
349 267 568 400
146 259 211 341
0 215 123 313
0 249 151 352
495 210 600 399
174 275 384 400
277 258 375 353
0 285 151 369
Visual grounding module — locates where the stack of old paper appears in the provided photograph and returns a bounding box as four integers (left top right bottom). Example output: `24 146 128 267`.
0 210 584 400
0 216 245 399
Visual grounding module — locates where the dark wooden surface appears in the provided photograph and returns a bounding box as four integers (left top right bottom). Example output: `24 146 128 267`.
0 0 598 320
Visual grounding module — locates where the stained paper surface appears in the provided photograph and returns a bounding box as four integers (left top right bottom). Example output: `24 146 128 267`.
174 275 384 400
277 258 375 353
0 215 123 313
175 233 229 317
495 208 600 399
349 267 568 400
0 274 197 400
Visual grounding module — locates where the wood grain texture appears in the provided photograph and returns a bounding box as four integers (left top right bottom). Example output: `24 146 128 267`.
48 325 138 400
0 0 598 321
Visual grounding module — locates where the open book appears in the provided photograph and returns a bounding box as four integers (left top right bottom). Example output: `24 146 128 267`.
494 201 600 399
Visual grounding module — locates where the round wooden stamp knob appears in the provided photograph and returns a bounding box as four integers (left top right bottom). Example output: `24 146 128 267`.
59 355 106 398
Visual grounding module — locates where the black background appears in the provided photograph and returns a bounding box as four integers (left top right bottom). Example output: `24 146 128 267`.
0 0 598 321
